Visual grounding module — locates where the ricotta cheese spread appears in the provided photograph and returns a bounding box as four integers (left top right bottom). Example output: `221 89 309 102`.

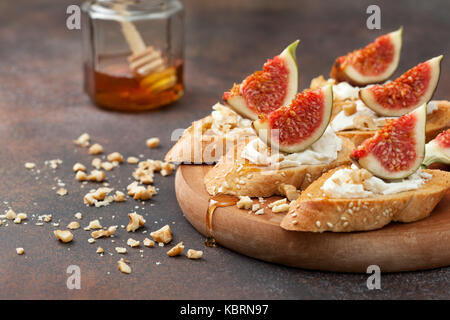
321 165 432 198
242 126 342 168
330 81 438 132
206 103 254 138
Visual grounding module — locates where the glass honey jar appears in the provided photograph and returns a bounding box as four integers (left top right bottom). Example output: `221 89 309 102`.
82 0 184 111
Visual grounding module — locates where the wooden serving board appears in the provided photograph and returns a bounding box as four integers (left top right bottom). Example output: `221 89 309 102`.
175 165 450 273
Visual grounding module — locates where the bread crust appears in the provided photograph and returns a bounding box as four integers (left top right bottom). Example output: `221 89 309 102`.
335 100 450 146
165 115 254 164
281 166 450 233
204 137 355 197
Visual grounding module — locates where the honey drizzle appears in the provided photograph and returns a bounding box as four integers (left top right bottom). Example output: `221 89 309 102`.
205 194 239 247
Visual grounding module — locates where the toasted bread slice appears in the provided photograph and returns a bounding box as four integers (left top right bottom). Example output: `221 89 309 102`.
335 101 450 146
204 137 355 197
282 166 450 232
165 104 255 164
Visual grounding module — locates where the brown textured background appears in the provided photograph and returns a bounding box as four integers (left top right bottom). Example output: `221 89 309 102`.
0 0 449 299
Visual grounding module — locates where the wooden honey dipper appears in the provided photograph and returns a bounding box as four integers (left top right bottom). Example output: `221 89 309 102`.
113 3 177 93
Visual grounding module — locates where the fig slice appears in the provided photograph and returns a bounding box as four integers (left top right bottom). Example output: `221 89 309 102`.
252 84 333 153
223 40 299 120
331 28 402 86
360 56 443 116
423 128 450 166
351 104 426 180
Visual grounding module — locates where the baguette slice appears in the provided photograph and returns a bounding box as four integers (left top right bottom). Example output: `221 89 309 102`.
335 100 450 146
282 166 450 232
165 105 255 164
204 137 354 197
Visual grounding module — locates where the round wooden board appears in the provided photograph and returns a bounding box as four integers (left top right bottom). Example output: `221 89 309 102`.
175 165 450 273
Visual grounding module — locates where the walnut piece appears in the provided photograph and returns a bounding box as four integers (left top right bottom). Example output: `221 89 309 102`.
84 219 102 230
115 247 127 254
113 191 126 202
272 203 290 213
91 158 102 169
146 137 160 148
236 196 252 209
127 182 156 200
56 188 68 196
143 238 155 247
16 248 25 255
127 156 139 164
126 212 146 232
87 170 106 182
343 102 357 116
67 221 80 230
268 198 287 208
76 171 87 182
25 162 36 169
5 209 16 220
150 224 172 244
127 238 140 248
186 249 203 260
117 258 131 274
96 247 104 254
309 75 336 90
107 152 123 163
88 143 103 155
74 133 90 147
160 162 175 176
72 163 86 172
91 226 117 239
101 161 114 171
167 242 184 257
353 114 377 131
54 230 73 243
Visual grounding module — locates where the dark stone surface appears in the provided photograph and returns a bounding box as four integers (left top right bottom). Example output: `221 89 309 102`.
0 0 449 299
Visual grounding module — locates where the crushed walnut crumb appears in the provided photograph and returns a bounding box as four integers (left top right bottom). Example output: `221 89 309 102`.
101 161 114 171
127 238 140 248
186 249 203 260
150 224 172 244
143 238 155 247
56 187 68 196
126 212 146 232
87 170 106 182
237 196 252 210
72 163 86 172
25 162 36 170
16 248 25 255
5 209 16 220
115 247 127 254
84 219 102 230
91 226 117 239
75 170 87 181
74 133 90 147
113 191 126 202
272 203 290 213
88 143 103 155
96 247 104 254
127 182 156 200
54 230 73 243
117 258 131 274
107 152 123 163
67 221 80 230
127 156 139 164
13 213 27 224
167 242 184 257
146 137 160 148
